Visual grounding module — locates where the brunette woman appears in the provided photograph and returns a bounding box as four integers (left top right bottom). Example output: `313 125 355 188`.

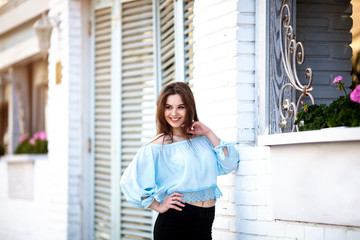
120 82 239 240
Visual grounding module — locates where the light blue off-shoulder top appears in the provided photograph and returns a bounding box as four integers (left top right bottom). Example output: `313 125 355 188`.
120 136 239 209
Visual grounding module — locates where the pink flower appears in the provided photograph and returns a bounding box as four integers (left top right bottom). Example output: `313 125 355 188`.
333 75 343 84
29 138 35 145
33 131 47 141
350 85 360 104
19 135 28 143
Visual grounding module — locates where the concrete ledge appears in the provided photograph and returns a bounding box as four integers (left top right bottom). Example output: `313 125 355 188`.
258 127 360 146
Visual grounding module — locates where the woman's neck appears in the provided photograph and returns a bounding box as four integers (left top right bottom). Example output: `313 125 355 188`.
171 128 183 137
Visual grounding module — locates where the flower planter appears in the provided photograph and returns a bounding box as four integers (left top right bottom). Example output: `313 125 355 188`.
259 127 360 227
1 154 47 199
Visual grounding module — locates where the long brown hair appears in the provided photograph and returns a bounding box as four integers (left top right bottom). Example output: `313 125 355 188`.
155 82 199 142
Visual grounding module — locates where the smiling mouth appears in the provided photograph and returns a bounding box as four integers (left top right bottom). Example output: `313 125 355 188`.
170 118 180 122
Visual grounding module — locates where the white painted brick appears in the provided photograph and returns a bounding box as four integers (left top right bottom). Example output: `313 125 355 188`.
236 161 252 176
235 190 249 205
305 226 324 240
237 54 255 71
237 101 255 113
255 174 271 190
237 0 255 13
236 160 268 177
238 146 271 161
237 41 255 54
236 175 257 191
194 57 237 78
237 13 255 25
255 190 269 206
256 206 273 221
237 27 255 42
346 230 360 240
324 228 346 240
236 234 262 240
219 231 237 240
237 219 268 235
229 220 237 232
212 231 223 240
194 38 237 60
195 0 237 23
235 187 271 206
194 11 237 37
237 113 255 128
218 174 236 187
225 203 236 216
236 84 255 100
214 216 230 230
251 160 268 175
267 221 286 237
285 223 305 240
220 188 231 201
236 205 257 220
236 73 255 83
237 129 255 143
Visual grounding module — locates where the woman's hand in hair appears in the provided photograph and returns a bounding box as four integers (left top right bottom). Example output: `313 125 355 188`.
186 121 211 136
149 193 185 213
188 122 227 156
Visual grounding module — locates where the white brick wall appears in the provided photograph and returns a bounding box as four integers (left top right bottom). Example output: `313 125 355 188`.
47 0 83 239
47 0 70 238
235 145 360 240
236 0 256 145
67 1 82 239
192 0 238 239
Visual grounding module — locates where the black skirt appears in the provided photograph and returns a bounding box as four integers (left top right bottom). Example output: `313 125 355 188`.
153 203 215 240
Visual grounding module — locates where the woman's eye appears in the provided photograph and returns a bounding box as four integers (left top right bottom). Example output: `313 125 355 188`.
179 106 185 109
165 106 172 110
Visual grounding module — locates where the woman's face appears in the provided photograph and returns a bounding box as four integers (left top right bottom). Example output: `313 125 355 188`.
164 94 187 132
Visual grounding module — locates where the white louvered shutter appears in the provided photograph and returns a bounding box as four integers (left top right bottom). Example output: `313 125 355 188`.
158 0 194 86
93 5 113 240
159 0 176 85
120 0 156 239
92 1 195 239
183 0 194 84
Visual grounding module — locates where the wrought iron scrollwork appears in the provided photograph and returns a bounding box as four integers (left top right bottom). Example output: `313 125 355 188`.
279 0 314 132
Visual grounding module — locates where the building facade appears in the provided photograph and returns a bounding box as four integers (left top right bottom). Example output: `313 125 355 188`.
0 0 359 239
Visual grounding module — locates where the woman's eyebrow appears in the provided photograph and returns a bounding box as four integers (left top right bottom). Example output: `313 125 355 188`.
165 103 185 106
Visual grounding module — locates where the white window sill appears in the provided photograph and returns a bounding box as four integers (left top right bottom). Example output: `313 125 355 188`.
258 126 360 146
1 154 48 162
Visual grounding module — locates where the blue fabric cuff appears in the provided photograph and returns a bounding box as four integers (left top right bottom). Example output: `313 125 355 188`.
141 186 167 208
141 196 155 208
213 140 237 160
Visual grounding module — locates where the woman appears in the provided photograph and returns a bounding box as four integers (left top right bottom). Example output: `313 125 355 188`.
120 82 239 240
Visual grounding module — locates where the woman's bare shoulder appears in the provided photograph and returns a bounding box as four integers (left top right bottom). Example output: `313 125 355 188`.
149 134 171 145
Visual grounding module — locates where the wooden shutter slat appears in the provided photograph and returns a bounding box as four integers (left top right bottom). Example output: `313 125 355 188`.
120 1 155 239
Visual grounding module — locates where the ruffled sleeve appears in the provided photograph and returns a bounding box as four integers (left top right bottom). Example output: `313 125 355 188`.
120 145 162 208
211 139 239 175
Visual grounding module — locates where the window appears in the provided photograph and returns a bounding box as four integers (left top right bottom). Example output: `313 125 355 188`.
0 75 8 156
0 60 48 155
268 0 354 134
